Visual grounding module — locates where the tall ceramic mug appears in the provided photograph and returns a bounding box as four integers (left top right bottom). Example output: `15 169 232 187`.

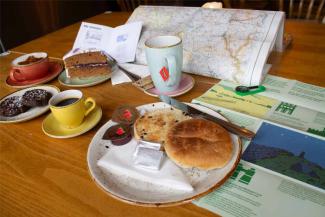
49 90 96 128
145 35 183 93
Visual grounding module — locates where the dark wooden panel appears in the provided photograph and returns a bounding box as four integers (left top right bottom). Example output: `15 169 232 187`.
0 0 118 50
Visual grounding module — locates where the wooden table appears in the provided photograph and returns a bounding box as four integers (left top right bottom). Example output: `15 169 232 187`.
1 12 325 217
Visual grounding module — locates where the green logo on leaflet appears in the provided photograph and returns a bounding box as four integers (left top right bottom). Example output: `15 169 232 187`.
231 163 256 185
275 102 297 115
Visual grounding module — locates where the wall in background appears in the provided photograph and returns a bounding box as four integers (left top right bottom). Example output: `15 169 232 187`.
0 0 119 50
1 0 323 51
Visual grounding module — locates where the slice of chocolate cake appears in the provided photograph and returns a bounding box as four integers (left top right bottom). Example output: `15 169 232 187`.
63 49 112 79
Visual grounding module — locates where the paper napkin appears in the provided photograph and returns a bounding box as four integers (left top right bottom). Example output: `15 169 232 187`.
111 63 150 85
97 142 194 192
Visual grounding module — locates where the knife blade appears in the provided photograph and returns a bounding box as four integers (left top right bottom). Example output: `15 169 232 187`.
106 53 141 82
159 95 255 139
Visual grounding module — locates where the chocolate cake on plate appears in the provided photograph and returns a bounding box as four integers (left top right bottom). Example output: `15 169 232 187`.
22 89 52 107
63 49 112 79
0 96 30 117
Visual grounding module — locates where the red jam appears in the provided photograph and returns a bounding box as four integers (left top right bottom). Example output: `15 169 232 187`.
112 105 139 125
122 109 132 121
102 124 132 146
116 127 125 135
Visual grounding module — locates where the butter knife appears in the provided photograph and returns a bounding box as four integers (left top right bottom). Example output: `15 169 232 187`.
106 53 141 82
159 95 255 139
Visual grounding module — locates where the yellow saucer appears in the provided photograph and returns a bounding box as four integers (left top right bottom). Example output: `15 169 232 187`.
42 106 102 139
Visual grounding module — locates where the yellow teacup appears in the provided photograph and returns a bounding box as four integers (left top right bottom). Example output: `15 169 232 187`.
49 90 96 128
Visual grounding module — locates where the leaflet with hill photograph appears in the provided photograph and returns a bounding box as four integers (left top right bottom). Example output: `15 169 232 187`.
242 122 325 191
127 6 284 85
190 103 325 217
192 75 325 138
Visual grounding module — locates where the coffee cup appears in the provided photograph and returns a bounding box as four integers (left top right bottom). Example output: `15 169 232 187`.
145 35 183 93
49 90 96 128
9 52 49 81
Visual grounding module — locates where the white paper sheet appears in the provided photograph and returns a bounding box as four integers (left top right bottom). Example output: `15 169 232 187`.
111 63 150 85
97 142 194 192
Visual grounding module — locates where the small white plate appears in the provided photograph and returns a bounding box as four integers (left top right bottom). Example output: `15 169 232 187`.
58 70 111 88
87 102 242 207
0 85 60 123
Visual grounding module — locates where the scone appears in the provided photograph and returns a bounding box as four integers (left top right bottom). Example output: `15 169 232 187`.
133 108 191 145
164 118 233 170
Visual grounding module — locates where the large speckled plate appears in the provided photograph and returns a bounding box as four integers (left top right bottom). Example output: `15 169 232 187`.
87 102 241 207
0 85 60 123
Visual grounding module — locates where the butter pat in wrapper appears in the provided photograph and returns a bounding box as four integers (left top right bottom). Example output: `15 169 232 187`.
134 141 164 170
134 146 164 170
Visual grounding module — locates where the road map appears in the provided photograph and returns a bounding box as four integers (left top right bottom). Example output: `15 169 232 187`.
127 6 284 85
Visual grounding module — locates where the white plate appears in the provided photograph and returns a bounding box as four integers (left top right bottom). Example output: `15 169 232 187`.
87 102 242 207
0 85 60 123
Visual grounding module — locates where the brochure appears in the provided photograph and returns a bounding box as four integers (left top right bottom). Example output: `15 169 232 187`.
193 75 325 138
242 122 325 191
191 103 325 217
194 161 325 217
72 21 142 63
192 75 325 217
220 74 325 113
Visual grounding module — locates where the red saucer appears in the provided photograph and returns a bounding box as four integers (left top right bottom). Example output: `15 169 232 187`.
6 62 63 88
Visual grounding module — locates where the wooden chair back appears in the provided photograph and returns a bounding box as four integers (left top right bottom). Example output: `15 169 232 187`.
280 0 325 21
117 0 183 11
117 0 146 11
217 0 325 22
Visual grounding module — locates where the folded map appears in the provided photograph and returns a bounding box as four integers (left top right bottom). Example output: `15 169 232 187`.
127 6 285 85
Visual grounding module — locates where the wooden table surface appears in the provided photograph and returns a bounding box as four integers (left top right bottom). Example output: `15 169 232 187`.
0 12 325 217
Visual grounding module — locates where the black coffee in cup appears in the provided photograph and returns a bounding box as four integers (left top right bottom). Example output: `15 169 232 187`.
55 98 79 107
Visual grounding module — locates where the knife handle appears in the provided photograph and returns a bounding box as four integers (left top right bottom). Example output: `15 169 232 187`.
202 114 255 140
